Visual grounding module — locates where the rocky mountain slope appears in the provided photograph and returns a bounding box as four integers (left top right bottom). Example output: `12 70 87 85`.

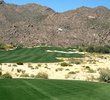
0 2 110 47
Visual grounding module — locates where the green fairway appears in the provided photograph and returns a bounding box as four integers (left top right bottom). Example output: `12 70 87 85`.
0 47 84 63
0 79 110 100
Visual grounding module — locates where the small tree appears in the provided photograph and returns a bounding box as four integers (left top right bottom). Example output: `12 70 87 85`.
86 45 95 52
99 68 110 83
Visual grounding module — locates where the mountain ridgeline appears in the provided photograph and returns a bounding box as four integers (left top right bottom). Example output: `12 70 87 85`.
0 2 110 47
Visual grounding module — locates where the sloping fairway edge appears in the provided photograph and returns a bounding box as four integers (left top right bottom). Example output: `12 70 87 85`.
0 47 84 63
0 79 110 100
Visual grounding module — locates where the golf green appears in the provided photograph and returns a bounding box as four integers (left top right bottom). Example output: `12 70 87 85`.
0 79 110 100
0 47 84 63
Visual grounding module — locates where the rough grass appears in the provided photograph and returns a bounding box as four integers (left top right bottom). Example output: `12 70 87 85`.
0 79 110 100
0 47 84 63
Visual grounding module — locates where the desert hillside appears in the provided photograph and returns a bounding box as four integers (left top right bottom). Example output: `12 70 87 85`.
0 1 110 47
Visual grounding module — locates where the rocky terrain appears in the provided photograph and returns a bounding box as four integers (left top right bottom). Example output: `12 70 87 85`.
0 1 110 47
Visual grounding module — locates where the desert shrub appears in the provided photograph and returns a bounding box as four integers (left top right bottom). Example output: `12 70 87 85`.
78 48 84 52
13 64 17 67
74 61 81 64
44 66 48 68
34 72 48 79
0 68 2 71
68 71 76 74
87 69 95 73
11 68 14 72
8 64 11 67
17 69 22 73
65 68 69 71
38 64 41 67
60 62 68 66
45 63 48 66
85 66 90 69
28 65 34 69
70 59 83 64
35 66 39 69
1 72 12 78
0 71 2 76
21 70 26 74
17 62 23 65
55 68 63 71
86 75 97 81
15 73 19 77
99 68 110 83
65 74 71 79
30 74 35 78
86 45 95 52
20 73 29 77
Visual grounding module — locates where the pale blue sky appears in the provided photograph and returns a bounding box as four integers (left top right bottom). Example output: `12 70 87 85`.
4 0 110 12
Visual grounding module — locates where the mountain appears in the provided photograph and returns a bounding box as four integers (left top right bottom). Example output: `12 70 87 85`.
0 2 110 47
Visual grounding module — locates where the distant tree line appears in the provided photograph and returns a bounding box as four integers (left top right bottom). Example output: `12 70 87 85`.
78 45 110 53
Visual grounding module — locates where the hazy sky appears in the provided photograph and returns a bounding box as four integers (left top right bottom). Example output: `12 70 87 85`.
4 0 110 12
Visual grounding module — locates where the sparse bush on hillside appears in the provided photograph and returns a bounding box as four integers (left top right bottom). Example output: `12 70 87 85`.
34 72 48 79
99 68 110 83
1 72 12 78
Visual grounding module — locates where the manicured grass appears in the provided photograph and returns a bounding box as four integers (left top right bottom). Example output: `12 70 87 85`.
0 47 84 63
0 79 110 100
